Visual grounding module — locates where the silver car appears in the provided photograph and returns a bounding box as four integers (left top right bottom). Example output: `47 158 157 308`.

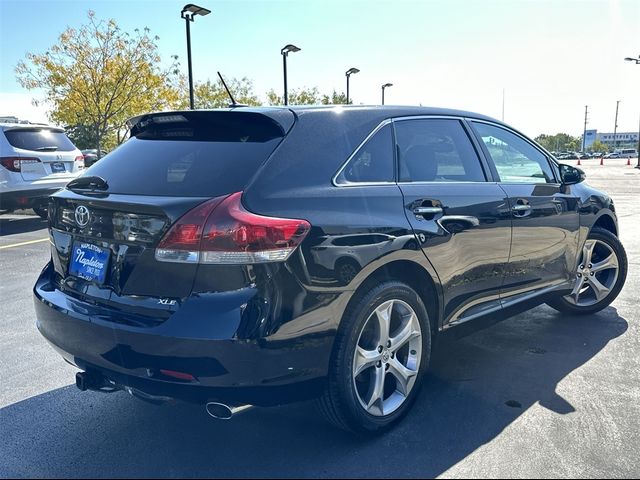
0 123 83 218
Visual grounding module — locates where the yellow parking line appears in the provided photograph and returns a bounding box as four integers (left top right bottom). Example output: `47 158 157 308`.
0 238 50 250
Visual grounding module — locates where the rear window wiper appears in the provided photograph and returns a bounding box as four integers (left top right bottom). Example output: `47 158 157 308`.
35 146 59 151
67 175 109 192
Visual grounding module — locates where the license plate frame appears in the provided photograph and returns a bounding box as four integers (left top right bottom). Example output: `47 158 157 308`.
51 162 66 173
69 241 110 284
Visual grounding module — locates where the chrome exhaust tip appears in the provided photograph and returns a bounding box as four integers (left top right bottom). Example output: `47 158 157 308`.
205 402 253 420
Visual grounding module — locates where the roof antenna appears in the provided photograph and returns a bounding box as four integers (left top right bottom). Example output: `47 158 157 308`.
217 71 246 108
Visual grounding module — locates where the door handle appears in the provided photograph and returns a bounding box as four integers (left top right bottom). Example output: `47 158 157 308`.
512 204 532 212
512 203 532 217
413 206 443 216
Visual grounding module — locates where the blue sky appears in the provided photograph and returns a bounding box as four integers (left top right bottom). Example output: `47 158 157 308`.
1 0 639 138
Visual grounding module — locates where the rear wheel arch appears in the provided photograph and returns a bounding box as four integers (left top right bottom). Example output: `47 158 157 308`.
340 260 441 337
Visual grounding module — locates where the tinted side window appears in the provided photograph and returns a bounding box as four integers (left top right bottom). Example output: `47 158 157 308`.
394 119 486 182
4 128 76 152
336 124 394 183
472 122 555 184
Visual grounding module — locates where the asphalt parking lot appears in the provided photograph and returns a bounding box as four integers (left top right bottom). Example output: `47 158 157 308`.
1 158 638 478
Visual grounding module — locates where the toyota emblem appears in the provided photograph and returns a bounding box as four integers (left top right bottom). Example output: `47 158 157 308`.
74 205 90 228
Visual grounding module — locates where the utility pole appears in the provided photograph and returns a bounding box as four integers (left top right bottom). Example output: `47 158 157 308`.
582 105 588 152
613 100 620 151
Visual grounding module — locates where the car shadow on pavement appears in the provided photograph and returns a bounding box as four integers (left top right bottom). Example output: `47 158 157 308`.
0 305 627 478
0 215 47 236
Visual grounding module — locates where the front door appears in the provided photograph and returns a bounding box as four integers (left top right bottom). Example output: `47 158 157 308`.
469 121 581 302
394 118 512 328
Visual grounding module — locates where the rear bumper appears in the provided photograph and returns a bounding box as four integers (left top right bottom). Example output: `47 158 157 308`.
0 187 61 210
33 263 333 406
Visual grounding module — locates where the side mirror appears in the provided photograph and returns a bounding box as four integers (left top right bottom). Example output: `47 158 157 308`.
559 164 585 185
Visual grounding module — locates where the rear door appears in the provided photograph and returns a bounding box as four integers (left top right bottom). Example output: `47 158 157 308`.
469 120 581 301
394 117 512 327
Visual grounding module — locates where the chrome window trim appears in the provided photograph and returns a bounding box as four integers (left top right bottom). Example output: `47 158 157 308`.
332 119 394 187
396 180 492 185
392 114 467 122
332 114 479 187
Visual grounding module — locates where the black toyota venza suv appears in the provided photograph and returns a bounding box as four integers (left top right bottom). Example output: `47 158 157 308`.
34 106 627 433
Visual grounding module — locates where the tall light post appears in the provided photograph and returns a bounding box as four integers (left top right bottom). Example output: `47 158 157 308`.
345 68 359 105
624 55 640 167
281 44 301 105
181 4 211 110
381 83 393 105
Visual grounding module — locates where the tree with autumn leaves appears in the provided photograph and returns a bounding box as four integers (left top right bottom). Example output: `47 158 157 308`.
16 11 181 154
16 12 354 153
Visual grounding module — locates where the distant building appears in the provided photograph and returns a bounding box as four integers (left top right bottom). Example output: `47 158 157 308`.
584 129 597 149
587 130 639 148
0 116 23 123
0 116 40 125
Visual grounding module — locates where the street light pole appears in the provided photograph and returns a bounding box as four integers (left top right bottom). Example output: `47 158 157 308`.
345 68 360 105
381 83 393 105
281 44 301 106
624 55 640 167
582 105 588 152
282 53 288 106
185 18 194 109
181 4 211 110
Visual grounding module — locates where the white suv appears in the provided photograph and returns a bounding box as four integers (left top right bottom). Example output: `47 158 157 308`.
0 123 83 218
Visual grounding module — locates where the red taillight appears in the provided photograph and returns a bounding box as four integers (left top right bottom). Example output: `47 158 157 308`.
156 197 223 263
156 192 311 264
0 156 40 172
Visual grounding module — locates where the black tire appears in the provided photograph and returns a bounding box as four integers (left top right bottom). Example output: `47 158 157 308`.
33 206 48 220
547 227 627 315
317 281 431 434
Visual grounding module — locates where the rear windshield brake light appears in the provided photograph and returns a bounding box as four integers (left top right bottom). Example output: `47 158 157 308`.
155 192 311 265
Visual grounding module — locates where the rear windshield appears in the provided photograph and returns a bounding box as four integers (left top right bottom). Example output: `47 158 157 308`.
83 112 286 197
4 128 76 152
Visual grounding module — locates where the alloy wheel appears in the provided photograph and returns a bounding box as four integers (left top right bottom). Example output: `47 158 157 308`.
565 239 619 307
352 299 422 417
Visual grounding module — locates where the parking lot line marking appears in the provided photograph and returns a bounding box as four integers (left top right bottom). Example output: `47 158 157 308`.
0 238 49 250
